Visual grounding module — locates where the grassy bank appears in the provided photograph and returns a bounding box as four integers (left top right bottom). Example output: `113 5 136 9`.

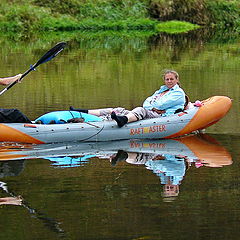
0 0 239 34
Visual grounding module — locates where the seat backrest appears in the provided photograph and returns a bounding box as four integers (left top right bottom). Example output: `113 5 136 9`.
174 95 190 114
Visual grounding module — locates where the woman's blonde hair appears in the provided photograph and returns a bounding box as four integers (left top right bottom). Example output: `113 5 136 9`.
162 69 179 80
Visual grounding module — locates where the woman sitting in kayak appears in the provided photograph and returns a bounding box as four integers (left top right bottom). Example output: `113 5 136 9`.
70 70 186 127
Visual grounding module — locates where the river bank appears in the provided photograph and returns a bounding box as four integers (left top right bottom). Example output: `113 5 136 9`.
1 0 239 35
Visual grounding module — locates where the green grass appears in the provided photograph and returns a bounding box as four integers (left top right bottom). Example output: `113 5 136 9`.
41 18 158 31
0 0 239 35
156 20 200 34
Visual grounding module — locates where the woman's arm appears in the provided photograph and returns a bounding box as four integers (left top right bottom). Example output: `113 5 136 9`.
0 74 22 86
151 89 185 110
142 90 159 109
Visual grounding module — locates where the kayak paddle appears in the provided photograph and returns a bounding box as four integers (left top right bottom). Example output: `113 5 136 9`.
0 41 67 96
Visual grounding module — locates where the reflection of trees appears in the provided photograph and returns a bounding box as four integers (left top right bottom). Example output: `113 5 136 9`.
0 160 25 178
0 159 66 237
0 180 65 237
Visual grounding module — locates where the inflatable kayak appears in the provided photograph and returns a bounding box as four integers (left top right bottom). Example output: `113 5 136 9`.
0 96 232 144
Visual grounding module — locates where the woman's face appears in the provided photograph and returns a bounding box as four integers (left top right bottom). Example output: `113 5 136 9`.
164 73 179 89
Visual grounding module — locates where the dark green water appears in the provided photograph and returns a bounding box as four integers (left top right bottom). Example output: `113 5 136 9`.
0 30 239 240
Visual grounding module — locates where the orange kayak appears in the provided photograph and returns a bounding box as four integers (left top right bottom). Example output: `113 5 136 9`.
0 96 232 144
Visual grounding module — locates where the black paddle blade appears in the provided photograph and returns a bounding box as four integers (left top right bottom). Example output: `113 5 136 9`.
35 41 67 67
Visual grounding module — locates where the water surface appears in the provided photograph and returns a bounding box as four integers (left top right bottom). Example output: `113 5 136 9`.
0 30 239 240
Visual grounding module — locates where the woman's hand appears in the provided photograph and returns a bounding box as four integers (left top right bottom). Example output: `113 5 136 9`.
152 108 166 115
14 74 23 83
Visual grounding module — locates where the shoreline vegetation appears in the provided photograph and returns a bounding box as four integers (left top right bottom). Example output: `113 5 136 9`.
0 0 240 35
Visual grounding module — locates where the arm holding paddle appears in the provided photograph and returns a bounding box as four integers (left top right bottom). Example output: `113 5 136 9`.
0 74 22 86
0 41 66 96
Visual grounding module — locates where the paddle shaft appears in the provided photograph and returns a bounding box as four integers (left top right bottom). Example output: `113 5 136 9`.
0 42 66 96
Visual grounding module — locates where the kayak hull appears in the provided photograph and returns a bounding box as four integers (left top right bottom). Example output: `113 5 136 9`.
0 96 232 144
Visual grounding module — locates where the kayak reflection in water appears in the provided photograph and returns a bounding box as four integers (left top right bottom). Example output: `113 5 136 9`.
110 136 232 202
0 134 232 202
47 155 95 168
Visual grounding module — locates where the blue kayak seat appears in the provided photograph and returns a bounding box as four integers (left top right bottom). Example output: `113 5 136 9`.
34 111 102 124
